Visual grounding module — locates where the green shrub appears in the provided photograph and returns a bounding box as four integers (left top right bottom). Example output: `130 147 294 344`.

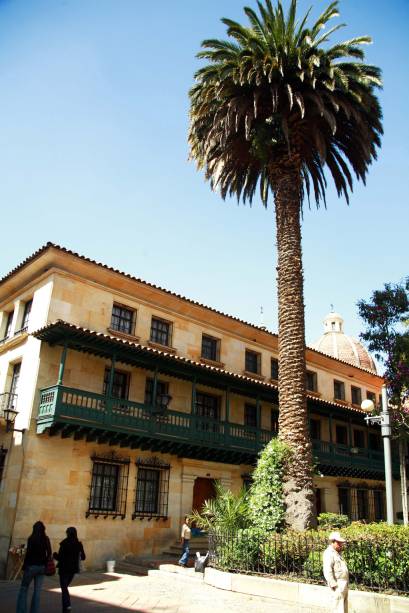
212 528 262 571
248 438 291 533
189 480 250 532
318 512 350 529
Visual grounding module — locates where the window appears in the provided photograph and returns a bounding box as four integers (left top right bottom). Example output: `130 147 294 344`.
336 424 348 445
244 403 257 428
87 453 130 518
356 489 368 520
315 488 324 515
306 371 318 392
0 447 7 483
9 363 21 399
201 335 220 362
351 386 362 406
150 317 171 347
338 487 350 516
271 358 279 380
372 490 385 521
245 349 261 374
334 380 345 401
369 432 382 451
353 429 365 448
110 304 135 335
19 300 32 332
271 407 279 435
310 418 321 440
3 311 13 340
196 392 220 420
145 378 170 411
133 459 170 518
103 368 129 399
366 391 376 405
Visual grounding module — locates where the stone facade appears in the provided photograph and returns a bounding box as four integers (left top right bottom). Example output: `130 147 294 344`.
0 244 401 575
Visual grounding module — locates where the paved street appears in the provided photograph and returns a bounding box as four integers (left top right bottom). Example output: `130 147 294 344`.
0 567 301 613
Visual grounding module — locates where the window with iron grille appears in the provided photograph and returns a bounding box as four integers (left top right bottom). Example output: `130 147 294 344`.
271 358 279 380
334 380 345 401
372 489 385 520
87 453 129 518
310 418 321 440
103 368 130 399
3 311 13 340
150 317 171 346
110 304 135 335
351 386 362 406
133 458 170 519
201 335 220 362
144 377 170 410
338 487 350 516
306 371 318 392
0 446 7 483
244 403 257 428
19 300 32 332
245 349 260 374
271 406 279 434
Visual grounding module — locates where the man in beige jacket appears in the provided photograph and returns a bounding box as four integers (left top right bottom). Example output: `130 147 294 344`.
323 531 349 613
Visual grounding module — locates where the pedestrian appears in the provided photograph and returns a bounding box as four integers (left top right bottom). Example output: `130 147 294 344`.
323 531 349 613
178 516 191 567
53 527 86 613
16 520 52 613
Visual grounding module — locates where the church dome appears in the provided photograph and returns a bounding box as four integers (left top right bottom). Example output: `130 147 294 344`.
312 312 377 373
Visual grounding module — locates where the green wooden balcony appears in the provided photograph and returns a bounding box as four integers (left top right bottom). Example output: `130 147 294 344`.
37 385 274 464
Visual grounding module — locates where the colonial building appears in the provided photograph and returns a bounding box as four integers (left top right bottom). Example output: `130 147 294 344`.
0 243 401 573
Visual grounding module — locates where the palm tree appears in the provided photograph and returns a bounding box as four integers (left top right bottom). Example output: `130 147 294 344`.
188 0 382 530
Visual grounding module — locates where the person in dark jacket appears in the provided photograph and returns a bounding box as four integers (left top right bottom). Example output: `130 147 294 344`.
53 527 86 612
16 520 52 613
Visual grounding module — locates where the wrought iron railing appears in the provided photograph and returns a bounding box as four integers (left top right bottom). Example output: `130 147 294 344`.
208 531 409 595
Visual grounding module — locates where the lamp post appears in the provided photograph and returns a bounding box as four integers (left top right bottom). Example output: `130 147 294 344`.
361 384 394 525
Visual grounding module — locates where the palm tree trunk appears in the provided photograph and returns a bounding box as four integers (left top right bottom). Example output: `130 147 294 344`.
273 169 316 530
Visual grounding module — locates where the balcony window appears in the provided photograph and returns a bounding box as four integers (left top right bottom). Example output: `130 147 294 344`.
351 386 362 406
245 349 261 374
110 304 135 336
310 418 321 440
271 358 279 380
103 368 129 399
150 317 171 347
201 335 220 362
20 300 32 332
336 424 348 445
334 380 345 401
196 392 220 420
87 453 130 518
145 378 170 410
133 459 170 519
244 403 257 428
306 371 318 392
353 429 365 448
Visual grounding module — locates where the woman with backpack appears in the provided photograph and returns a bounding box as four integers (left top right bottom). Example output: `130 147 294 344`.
53 527 86 613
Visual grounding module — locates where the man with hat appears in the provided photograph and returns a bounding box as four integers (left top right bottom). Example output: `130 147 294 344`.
323 531 349 612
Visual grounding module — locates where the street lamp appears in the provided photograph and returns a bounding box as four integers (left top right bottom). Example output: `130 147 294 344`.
361 384 394 525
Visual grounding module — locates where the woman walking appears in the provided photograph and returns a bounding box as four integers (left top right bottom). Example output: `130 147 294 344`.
16 520 52 613
53 527 86 612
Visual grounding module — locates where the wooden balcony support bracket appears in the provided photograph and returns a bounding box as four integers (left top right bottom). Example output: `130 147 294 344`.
61 424 78 439
73 427 88 441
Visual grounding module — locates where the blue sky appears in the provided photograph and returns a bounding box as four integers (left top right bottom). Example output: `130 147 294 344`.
0 0 408 349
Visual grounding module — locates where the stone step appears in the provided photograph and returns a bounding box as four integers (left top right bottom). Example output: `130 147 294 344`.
149 564 204 582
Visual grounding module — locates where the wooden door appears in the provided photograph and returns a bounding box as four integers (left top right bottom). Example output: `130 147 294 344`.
192 477 216 513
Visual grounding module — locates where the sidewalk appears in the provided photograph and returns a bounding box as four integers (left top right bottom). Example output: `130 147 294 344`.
0 568 295 613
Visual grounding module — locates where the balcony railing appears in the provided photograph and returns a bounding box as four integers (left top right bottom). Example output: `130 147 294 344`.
37 385 273 455
312 439 394 473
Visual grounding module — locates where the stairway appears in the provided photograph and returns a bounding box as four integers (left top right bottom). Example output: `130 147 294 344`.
115 535 209 576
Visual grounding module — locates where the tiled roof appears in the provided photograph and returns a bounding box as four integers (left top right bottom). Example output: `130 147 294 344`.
32 320 369 415
2 242 382 378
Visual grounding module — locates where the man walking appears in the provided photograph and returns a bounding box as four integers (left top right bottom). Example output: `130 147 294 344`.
178 516 191 567
323 531 349 613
